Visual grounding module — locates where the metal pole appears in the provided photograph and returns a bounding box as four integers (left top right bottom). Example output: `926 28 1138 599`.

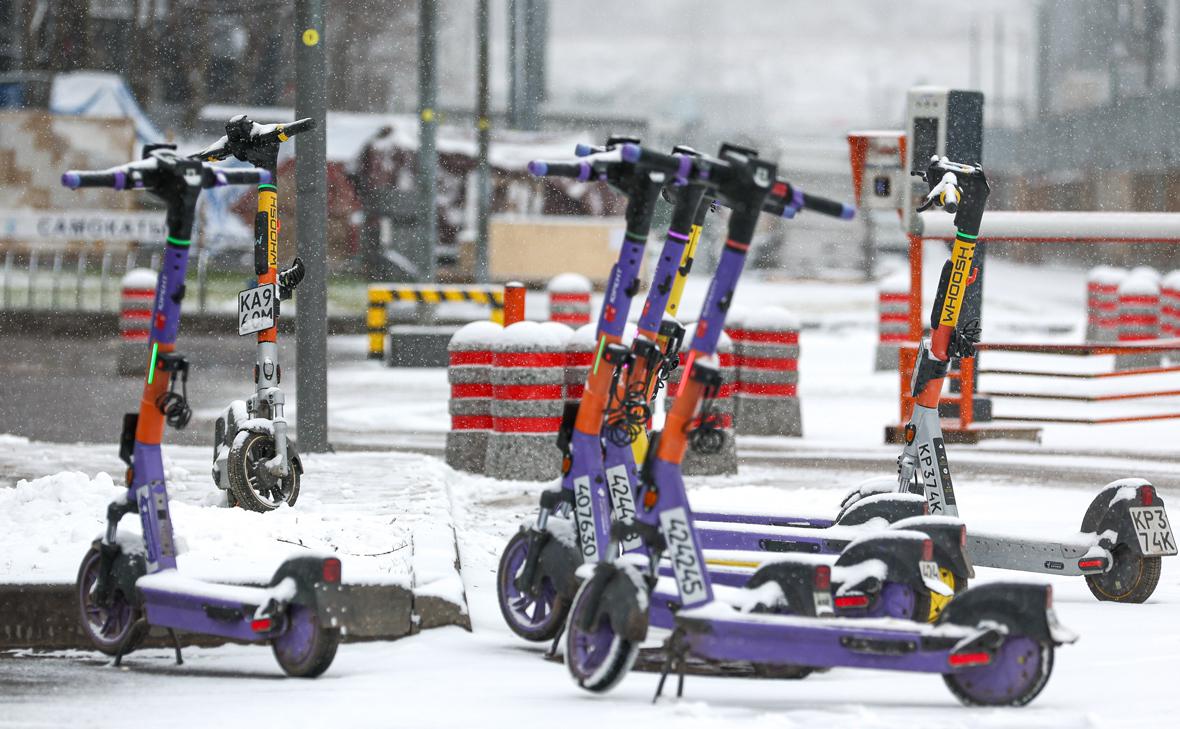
76 251 87 310
295 0 330 452
475 0 491 283
417 0 438 282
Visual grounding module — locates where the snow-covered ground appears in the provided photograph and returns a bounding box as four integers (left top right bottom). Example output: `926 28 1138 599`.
4 251 1180 726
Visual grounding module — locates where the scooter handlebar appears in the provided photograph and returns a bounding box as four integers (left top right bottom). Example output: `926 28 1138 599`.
528 159 593 181
213 168 273 186
191 116 317 161
61 171 124 190
62 159 271 191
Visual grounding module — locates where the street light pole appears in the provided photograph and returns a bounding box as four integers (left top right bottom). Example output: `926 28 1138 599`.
416 0 439 283
294 0 329 452
475 0 491 283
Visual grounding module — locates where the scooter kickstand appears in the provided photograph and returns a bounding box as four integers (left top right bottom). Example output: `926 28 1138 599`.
167 628 184 665
545 623 565 659
113 617 149 667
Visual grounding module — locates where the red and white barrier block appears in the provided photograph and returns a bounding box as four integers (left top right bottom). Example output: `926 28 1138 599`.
1116 269 1162 369
485 321 573 481
547 273 592 327
875 272 909 371
1086 266 1126 342
444 321 501 474
118 268 156 376
728 306 802 438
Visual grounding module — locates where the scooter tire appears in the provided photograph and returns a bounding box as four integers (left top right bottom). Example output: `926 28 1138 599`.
76 545 144 656
497 530 570 642
228 431 300 512
272 605 340 678
1085 545 1161 603
565 576 640 693
943 638 1054 707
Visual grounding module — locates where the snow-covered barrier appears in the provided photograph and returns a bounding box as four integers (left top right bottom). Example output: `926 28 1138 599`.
547 273 592 327
564 322 596 406
1087 266 1126 342
1162 270 1180 340
875 272 909 371
485 321 573 481
118 268 155 376
666 326 737 476
1117 269 1162 369
728 307 802 438
445 321 501 474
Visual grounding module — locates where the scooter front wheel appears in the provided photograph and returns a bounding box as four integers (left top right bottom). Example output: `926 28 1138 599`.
272 605 340 678
1085 545 1161 603
497 530 569 641
76 545 143 656
565 575 640 693
228 431 301 512
943 637 1054 707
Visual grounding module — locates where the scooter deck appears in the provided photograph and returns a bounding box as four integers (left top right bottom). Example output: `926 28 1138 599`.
137 570 295 641
967 530 1106 577
696 519 873 554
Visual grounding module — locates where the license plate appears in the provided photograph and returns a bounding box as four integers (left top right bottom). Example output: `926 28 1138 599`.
238 283 277 336
1128 506 1178 556
920 560 940 581
813 590 834 616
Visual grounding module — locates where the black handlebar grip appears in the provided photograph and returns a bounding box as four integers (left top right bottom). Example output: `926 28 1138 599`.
800 191 855 220
61 170 127 190
213 168 273 187
527 159 593 181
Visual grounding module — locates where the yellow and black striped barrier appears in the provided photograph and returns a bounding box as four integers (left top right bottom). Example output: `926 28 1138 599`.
367 284 506 359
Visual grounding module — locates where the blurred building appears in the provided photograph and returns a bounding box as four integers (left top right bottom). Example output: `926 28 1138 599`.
989 0 1180 212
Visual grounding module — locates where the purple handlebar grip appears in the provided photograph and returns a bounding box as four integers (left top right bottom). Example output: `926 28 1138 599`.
61 172 80 189
840 204 856 220
114 171 127 190
620 143 641 164
214 170 228 187
259 169 273 185
675 154 692 186
576 162 591 182
574 143 595 157
528 160 547 177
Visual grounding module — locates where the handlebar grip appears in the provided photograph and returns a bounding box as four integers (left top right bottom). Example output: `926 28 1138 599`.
940 185 961 214
215 168 272 186
619 144 697 184
278 117 315 139
574 143 600 157
527 159 593 181
61 170 130 190
801 191 856 220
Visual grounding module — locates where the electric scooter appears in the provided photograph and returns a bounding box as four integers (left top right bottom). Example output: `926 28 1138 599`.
64 146 345 677
194 115 314 512
499 144 968 646
885 155 1177 601
563 142 1074 707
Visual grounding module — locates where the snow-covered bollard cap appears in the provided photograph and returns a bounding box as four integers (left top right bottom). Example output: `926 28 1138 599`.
879 270 910 293
547 272 592 294
1119 270 1161 296
448 320 503 352
739 305 801 332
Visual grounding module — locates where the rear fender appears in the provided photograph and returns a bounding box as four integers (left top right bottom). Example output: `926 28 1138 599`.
936 581 1075 645
835 492 926 526
94 539 146 608
1081 479 1176 557
836 531 949 596
536 530 582 601
745 559 822 617
891 515 974 580
576 563 649 643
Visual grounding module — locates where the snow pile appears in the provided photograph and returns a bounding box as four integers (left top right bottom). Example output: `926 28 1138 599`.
740 305 801 331
1118 271 1160 296
448 320 503 349
498 320 573 350
547 272 592 294
120 268 157 290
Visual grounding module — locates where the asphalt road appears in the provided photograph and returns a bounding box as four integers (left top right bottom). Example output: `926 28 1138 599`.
0 333 311 447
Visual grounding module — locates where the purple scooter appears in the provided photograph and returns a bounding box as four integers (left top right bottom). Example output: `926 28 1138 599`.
65 146 346 677
564 144 1074 707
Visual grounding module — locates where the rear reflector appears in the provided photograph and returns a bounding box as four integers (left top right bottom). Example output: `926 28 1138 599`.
1078 558 1105 570
960 525 967 548
921 539 934 562
251 617 273 633
834 594 870 609
323 558 342 584
1139 485 1154 506
1046 585 1053 609
948 651 991 667
814 565 831 591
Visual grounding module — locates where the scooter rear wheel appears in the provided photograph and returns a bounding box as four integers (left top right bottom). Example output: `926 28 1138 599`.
76 545 143 656
272 605 340 678
943 637 1054 706
565 577 640 693
497 530 569 641
1085 545 1161 603
228 431 300 512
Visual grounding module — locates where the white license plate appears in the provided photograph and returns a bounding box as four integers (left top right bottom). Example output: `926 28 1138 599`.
1129 506 1178 556
813 590 834 616
920 560 940 581
238 283 277 336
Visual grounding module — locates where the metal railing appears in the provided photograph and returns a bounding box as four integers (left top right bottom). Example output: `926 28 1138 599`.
0 247 213 313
